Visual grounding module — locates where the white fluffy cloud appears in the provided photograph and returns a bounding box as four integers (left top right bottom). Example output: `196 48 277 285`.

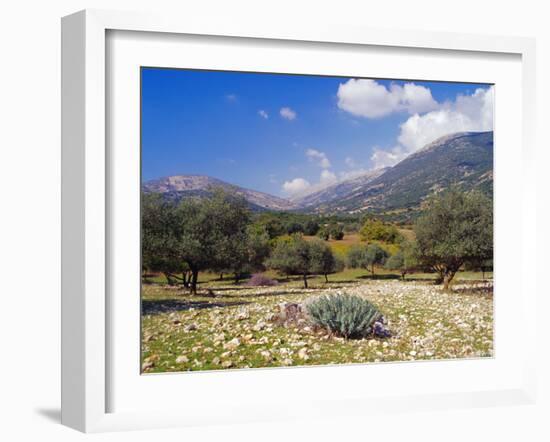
306 148 331 168
370 146 405 169
369 86 494 168
280 107 297 120
258 110 269 119
397 86 494 152
337 79 438 118
282 177 311 195
320 169 338 185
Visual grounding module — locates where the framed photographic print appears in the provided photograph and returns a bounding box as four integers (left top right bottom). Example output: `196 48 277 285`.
61 9 537 433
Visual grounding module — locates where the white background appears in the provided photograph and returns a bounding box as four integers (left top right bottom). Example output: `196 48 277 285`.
0 1 548 441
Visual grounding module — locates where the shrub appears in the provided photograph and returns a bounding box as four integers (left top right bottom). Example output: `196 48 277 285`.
360 219 402 244
317 227 330 241
286 221 304 235
245 273 278 287
305 293 382 339
328 223 344 240
304 219 320 236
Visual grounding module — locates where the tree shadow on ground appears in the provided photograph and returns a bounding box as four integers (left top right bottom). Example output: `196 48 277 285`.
356 274 401 281
141 299 250 315
451 284 493 297
210 290 306 300
202 286 254 292
402 277 439 283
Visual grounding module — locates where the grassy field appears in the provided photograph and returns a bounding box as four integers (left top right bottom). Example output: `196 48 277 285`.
144 267 493 287
141 269 493 373
303 231 414 257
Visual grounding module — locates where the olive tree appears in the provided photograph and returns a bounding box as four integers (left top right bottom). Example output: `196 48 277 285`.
309 239 344 283
346 243 389 278
384 240 418 280
328 223 344 240
176 189 251 294
304 219 320 236
142 193 186 285
221 227 271 283
267 234 312 288
364 244 389 278
414 188 493 290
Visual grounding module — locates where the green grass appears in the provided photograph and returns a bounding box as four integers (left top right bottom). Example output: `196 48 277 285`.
141 271 493 373
144 267 493 288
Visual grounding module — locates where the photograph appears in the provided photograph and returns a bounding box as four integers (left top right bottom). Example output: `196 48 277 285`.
140 68 494 373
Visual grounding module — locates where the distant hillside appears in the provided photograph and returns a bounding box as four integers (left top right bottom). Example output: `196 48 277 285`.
300 131 493 214
142 131 493 217
142 175 298 211
293 168 388 209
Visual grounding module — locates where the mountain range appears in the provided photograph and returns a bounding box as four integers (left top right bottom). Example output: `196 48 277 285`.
142 131 493 215
142 174 298 211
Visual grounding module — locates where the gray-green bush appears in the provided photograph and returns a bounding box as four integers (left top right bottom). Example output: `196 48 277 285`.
306 294 382 339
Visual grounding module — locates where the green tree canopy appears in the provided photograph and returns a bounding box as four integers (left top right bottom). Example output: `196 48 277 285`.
142 193 185 284
384 240 418 280
328 223 344 240
176 189 252 293
309 239 344 283
414 188 493 290
346 243 389 278
267 234 313 288
360 219 402 244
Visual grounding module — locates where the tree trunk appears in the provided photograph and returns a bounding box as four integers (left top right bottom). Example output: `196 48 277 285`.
164 272 175 286
220 273 224 280
190 269 199 295
434 269 445 285
182 271 189 288
371 264 375 279
402 271 406 280
443 270 456 291
482 268 486 280
234 273 240 284
303 273 308 288
324 273 329 283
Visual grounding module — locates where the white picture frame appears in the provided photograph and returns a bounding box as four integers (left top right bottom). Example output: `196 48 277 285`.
61 9 538 433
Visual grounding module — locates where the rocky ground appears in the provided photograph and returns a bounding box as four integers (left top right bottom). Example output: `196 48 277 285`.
141 279 493 373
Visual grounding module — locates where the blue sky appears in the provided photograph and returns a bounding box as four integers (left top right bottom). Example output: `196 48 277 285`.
141 68 493 198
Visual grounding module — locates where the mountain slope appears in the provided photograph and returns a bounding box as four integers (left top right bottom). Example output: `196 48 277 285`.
142 131 493 215
302 131 493 214
142 175 298 211
293 167 388 208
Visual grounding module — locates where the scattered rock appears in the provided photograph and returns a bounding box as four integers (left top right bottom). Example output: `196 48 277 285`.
183 323 197 332
253 320 267 332
141 361 154 371
224 338 241 350
213 333 226 343
373 321 391 338
277 302 305 324
176 355 189 363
